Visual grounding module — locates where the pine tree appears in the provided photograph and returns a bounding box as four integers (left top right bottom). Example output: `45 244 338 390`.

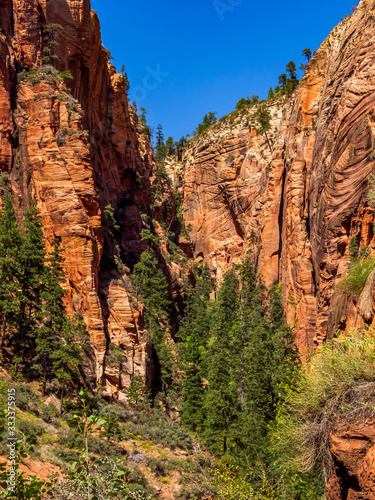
179 265 214 431
13 201 46 364
268 87 274 100
204 270 240 455
132 250 174 391
286 61 297 80
0 195 23 349
165 136 175 156
120 64 130 92
278 73 287 89
34 238 67 394
253 104 273 153
155 124 166 163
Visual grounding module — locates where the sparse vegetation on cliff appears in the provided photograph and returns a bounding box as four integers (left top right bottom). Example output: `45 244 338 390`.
272 330 375 492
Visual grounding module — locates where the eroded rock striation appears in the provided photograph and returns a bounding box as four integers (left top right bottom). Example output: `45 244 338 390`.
0 0 155 394
173 0 375 358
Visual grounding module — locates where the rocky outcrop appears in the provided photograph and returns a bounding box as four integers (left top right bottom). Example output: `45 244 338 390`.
327 422 375 499
0 0 156 394
176 0 375 356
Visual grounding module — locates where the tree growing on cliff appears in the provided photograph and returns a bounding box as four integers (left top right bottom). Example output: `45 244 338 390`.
300 48 312 71
155 124 166 163
196 112 217 136
252 104 273 154
286 61 297 80
42 23 62 65
278 73 287 90
120 64 130 92
0 196 87 390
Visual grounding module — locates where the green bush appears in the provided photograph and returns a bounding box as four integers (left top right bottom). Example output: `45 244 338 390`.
17 65 73 86
15 384 40 415
271 330 375 492
18 419 44 439
338 257 375 295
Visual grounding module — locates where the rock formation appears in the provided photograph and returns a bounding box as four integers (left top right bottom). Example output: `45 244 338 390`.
0 0 155 395
1 0 375 494
174 0 375 358
327 422 375 499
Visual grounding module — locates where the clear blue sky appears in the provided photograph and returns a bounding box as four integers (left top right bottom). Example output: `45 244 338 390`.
90 0 355 143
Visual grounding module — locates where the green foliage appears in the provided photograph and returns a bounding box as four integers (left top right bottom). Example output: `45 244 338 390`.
121 64 130 92
349 236 359 261
17 66 73 86
211 464 276 500
155 124 165 163
0 196 87 391
252 104 273 153
132 250 174 390
0 435 53 499
367 171 375 209
271 330 375 494
126 376 150 409
195 112 217 136
302 48 312 62
338 256 375 295
285 61 297 80
178 264 214 432
103 203 120 235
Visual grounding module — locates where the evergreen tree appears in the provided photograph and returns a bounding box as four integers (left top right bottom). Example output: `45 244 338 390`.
204 270 240 455
286 61 297 80
155 124 166 163
196 112 217 136
268 87 274 100
0 195 23 349
14 202 46 363
33 239 85 396
120 64 130 92
236 97 251 110
234 257 271 463
278 73 287 89
165 136 175 156
132 250 174 391
178 264 214 432
302 48 312 63
176 136 187 161
253 104 273 153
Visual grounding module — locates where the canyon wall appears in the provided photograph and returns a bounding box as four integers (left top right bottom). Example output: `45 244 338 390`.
175 0 375 358
0 0 156 395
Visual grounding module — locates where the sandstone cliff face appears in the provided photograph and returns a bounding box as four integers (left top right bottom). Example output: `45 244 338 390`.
327 422 375 499
175 0 375 357
0 0 155 394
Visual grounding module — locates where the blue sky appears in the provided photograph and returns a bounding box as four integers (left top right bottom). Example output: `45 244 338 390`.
90 0 355 143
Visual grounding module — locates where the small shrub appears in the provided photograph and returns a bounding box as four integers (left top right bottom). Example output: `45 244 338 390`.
338 257 375 295
18 419 44 439
56 94 68 102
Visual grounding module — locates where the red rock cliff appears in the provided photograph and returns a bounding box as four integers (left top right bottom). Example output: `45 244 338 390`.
176 0 375 358
0 0 155 395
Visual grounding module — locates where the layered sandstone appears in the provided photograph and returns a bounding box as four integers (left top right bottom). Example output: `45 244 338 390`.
327 422 375 499
0 0 155 394
175 0 375 357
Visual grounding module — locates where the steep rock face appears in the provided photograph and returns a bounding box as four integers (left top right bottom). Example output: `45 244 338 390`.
0 0 155 393
178 0 375 356
327 422 375 499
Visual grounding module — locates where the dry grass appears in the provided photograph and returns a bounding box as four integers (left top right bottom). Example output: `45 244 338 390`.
272 330 375 480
